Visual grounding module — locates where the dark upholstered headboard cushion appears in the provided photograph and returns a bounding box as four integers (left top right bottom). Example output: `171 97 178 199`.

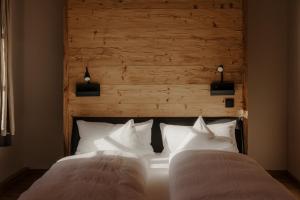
71 117 245 155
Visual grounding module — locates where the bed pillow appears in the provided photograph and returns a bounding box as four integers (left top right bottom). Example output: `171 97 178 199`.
161 117 238 154
76 120 153 155
160 123 194 154
76 120 116 154
175 129 239 154
101 120 154 155
193 116 214 137
98 120 142 153
160 116 213 154
194 117 237 144
135 120 154 151
207 120 237 144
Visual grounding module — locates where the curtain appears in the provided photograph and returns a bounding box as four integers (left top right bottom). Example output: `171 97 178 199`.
0 0 15 137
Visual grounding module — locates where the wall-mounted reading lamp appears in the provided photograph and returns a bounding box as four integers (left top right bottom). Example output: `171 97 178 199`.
210 65 235 96
76 67 100 97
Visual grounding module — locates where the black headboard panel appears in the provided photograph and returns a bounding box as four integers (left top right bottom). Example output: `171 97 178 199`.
71 117 245 155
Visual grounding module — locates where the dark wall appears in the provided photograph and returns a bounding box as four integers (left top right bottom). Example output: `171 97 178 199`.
287 0 300 181
22 0 64 168
247 0 288 170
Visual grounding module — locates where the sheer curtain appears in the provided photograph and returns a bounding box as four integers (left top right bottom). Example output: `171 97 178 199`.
0 0 15 139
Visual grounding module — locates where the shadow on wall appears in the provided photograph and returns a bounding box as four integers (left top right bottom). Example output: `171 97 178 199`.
287 0 300 181
247 0 288 170
22 0 65 169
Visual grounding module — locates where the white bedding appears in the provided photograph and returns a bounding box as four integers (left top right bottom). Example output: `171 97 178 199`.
18 151 147 200
19 150 294 200
20 116 272 200
144 153 170 200
18 151 171 200
169 150 296 200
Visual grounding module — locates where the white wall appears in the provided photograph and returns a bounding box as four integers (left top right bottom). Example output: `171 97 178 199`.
0 0 24 182
247 0 288 170
287 0 300 181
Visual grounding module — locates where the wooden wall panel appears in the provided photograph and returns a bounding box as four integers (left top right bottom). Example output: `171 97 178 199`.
68 84 244 104
68 66 243 85
64 0 246 154
68 0 243 9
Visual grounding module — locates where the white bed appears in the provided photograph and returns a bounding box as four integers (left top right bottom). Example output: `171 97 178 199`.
18 117 243 200
19 117 295 200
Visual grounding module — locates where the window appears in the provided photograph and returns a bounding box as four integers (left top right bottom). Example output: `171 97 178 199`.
0 0 15 147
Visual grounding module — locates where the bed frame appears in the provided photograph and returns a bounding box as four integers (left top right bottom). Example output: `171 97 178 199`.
71 117 245 155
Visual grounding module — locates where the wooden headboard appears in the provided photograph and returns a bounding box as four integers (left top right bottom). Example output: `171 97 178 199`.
64 0 247 155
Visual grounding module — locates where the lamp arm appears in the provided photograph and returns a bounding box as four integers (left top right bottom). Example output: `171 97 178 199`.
84 67 91 83
221 71 224 83
217 65 224 83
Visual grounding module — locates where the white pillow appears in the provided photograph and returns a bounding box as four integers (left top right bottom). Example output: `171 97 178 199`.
160 116 211 154
97 120 143 152
207 120 237 144
160 123 194 154
176 129 239 154
135 120 153 151
76 120 153 155
193 117 237 144
193 116 214 137
161 117 238 154
76 120 117 154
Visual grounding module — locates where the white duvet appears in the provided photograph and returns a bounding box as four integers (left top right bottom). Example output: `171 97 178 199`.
18 151 147 200
169 150 296 200
22 149 295 200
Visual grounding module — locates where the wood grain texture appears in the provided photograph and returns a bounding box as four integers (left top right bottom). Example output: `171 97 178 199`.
69 103 242 118
68 0 243 9
64 0 247 154
68 66 243 85
68 84 244 104
242 0 248 153
64 1 70 155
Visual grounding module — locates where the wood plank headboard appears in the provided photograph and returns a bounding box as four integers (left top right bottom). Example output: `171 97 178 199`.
64 0 247 155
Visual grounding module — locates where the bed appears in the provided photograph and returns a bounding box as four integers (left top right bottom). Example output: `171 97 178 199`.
18 117 295 200
70 117 245 200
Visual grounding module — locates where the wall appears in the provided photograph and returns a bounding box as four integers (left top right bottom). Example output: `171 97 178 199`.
247 0 288 170
287 0 300 180
0 0 24 182
1 0 291 172
65 0 247 153
22 0 64 169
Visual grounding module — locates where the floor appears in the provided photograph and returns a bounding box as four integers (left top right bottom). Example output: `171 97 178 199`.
0 170 45 200
0 170 299 200
270 171 300 199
